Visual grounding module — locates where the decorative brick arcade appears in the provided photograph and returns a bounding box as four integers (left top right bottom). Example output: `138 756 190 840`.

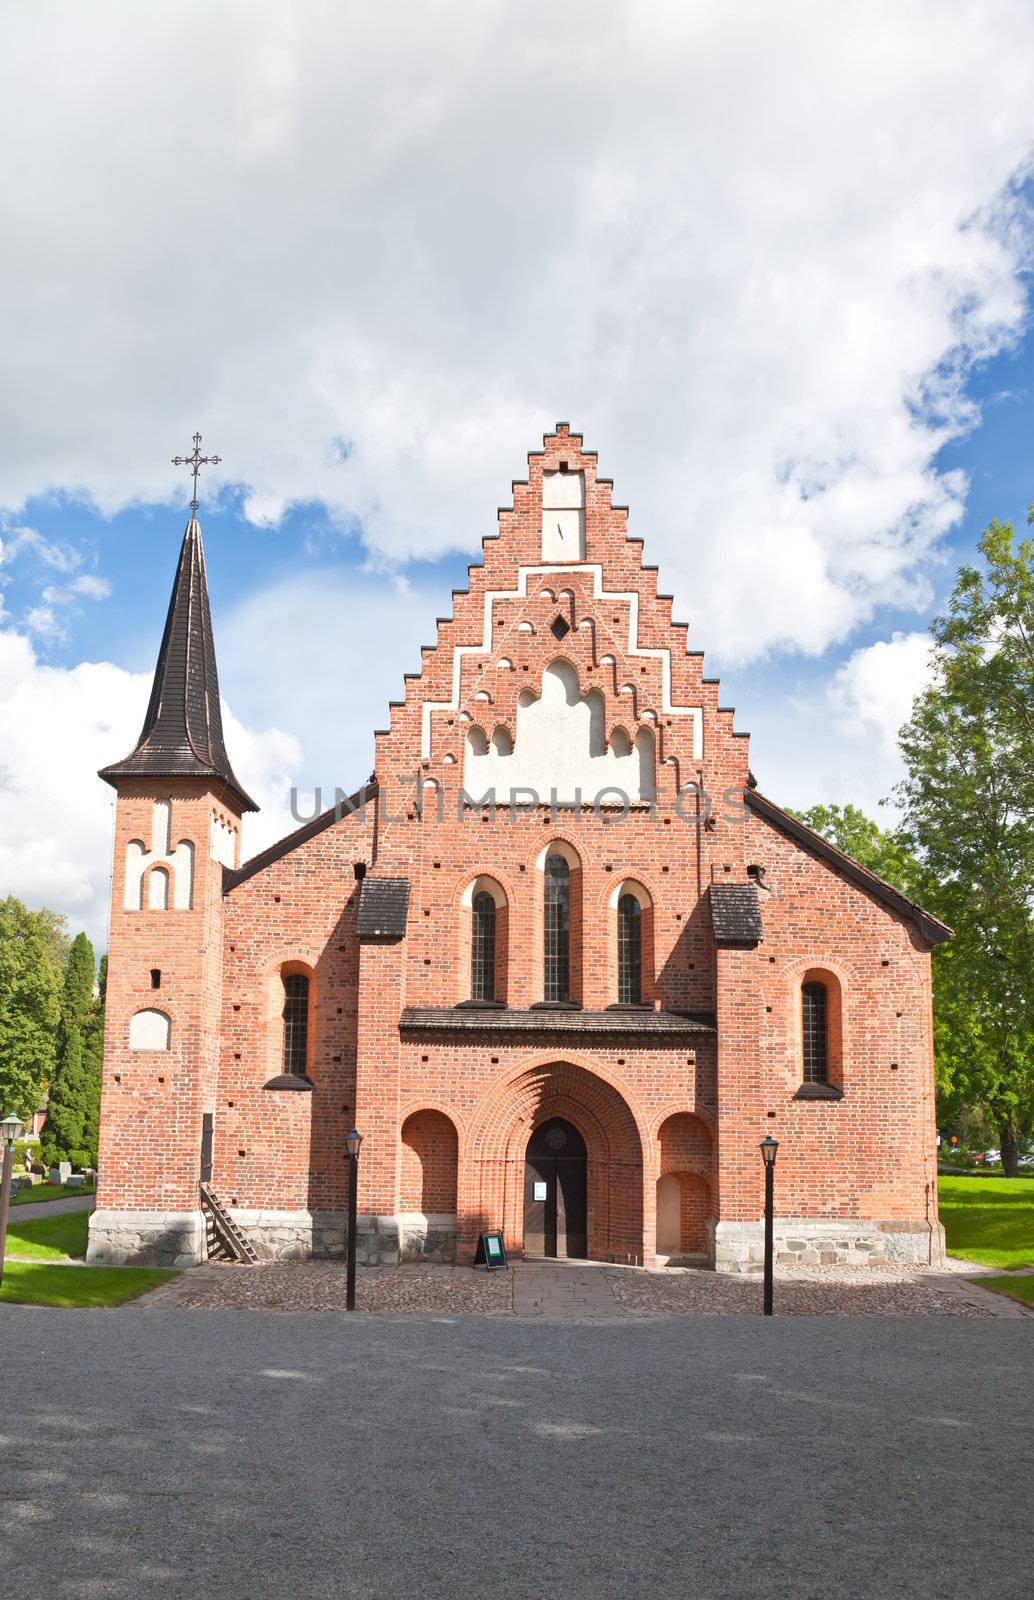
88 426 949 1274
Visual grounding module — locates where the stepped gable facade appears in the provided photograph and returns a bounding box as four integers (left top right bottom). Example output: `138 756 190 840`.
88 424 949 1273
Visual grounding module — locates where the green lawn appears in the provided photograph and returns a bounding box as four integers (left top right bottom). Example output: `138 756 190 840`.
11 1181 94 1205
971 1274 1034 1307
0 1261 174 1308
4 1208 89 1260
939 1175 1034 1268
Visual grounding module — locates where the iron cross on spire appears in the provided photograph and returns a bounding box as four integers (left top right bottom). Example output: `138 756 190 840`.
172 432 221 515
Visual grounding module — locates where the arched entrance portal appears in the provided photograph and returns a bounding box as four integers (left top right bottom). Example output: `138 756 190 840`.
469 1059 645 1264
524 1117 587 1258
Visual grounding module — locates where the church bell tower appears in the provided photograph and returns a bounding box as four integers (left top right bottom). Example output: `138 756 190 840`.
88 443 257 1266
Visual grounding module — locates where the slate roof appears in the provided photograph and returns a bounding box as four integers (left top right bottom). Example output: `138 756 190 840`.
710 883 763 947
399 1007 716 1037
744 789 952 947
99 518 257 812
356 877 411 939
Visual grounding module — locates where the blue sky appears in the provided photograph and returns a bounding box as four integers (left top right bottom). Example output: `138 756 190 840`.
2 2 1034 946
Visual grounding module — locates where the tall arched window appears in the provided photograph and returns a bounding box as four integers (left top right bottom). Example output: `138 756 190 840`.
471 889 497 1001
544 854 570 1002
802 981 829 1084
617 892 642 1004
282 973 310 1077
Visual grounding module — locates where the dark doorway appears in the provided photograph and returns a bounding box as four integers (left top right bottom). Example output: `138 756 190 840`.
523 1117 587 1259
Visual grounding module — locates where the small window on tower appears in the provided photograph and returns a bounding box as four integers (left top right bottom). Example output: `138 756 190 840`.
150 969 161 990
550 615 571 640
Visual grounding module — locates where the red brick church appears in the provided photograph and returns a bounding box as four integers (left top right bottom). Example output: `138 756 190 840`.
88 425 949 1273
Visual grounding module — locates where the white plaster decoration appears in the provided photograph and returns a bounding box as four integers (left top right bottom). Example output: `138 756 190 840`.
124 801 195 910
148 867 169 910
461 874 506 907
464 659 657 804
173 842 194 909
152 800 171 855
129 1009 171 1050
542 470 586 560
124 841 146 910
497 658 513 670
421 564 703 760
210 813 236 868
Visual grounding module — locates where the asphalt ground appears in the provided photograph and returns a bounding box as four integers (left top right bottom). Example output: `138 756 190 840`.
1 1308 1029 1599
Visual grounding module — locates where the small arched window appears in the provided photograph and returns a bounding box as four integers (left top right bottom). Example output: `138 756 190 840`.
471 890 497 1001
282 973 310 1077
617 893 642 1003
802 981 829 1084
544 854 570 1002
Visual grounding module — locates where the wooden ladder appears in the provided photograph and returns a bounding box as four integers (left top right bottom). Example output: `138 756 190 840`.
199 1182 259 1264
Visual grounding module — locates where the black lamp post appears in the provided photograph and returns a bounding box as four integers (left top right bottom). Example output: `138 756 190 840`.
760 1134 779 1316
345 1128 363 1311
0 1114 26 1289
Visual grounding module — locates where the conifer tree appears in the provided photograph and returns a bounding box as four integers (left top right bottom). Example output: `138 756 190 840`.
41 931 96 1168
79 954 106 1169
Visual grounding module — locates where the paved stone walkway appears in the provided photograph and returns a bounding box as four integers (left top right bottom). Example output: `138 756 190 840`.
136 1255 1034 1319
5 1193 94 1222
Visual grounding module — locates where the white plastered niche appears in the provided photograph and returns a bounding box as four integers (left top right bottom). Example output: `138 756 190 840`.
463 659 655 804
541 470 585 560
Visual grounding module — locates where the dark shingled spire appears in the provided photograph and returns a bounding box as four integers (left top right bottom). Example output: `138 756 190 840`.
99 518 257 812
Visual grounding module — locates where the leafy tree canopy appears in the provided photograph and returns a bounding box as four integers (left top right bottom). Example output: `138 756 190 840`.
895 516 1034 1174
0 897 61 1124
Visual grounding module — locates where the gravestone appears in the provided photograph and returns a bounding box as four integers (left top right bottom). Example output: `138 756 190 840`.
65 1174 85 1188
49 1162 72 1185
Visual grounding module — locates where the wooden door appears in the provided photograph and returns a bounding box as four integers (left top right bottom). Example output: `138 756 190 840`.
523 1118 587 1259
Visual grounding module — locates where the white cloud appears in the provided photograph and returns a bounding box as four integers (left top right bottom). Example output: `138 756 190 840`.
0 628 301 948
826 632 935 756
745 631 936 821
0 2 1032 663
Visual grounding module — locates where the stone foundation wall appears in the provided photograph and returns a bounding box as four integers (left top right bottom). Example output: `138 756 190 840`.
714 1217 946 1275
87 1208 205 1269
354 1213 458 1265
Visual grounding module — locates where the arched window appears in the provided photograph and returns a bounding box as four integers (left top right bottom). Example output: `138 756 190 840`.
282 973 310 1077
802 981 829 1084
544 854 570 1002
471 889 497 1001
617 892 642 1003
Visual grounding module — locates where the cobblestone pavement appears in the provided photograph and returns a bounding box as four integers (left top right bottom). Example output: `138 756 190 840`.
136 1255 1034 1318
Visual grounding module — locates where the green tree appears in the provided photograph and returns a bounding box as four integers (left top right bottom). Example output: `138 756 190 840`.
79 954 106 1169
896 516 1034 1177
0 897 61 1123
41 931 97 1169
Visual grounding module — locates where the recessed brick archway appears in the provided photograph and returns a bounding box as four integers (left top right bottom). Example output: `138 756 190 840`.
464 1059 645 1264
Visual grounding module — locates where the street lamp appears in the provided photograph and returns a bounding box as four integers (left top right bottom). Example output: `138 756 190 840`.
345 1129 363 1311
0 1114 26 1289
760 1134 779 1317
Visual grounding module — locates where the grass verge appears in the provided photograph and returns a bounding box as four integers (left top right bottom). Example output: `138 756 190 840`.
970 1275 1034 1308
0 1261 174 1308
938 1174 1034 1268
4 1209 89 1261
